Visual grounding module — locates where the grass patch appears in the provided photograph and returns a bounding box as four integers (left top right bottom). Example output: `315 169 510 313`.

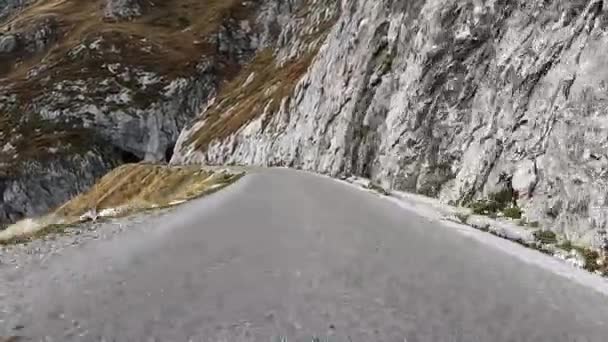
557 240 607 274
0 224 71 246
0 164 243 245
1 0 258 78
533 230 557 244
469 200 503 216
56 164 242 218
468 189 522 219
0 223 70 246
188 48 319 151
185 2 337 152
502 206 522 219
526 220 540 228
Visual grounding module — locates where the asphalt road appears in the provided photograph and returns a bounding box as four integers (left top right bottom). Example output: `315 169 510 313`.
4 169 608 341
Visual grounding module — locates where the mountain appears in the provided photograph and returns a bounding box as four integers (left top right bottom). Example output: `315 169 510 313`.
1 0 608 250
0 0 316 225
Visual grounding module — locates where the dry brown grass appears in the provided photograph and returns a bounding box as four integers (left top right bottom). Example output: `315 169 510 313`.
0 163 243 244
55 163 241 218
188 49 317 151
2 0 253 77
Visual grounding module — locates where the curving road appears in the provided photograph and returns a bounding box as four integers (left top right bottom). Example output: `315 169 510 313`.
4 169 608 341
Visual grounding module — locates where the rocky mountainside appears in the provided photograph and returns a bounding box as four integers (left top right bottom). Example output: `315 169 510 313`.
2 0 608 250
0 0 322 225
171 0 608 249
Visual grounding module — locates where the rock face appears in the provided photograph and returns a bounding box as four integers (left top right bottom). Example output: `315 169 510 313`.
0 149 121 224
103 0 143 21
0 34 16 53
0 0 33 23
172 0 608 246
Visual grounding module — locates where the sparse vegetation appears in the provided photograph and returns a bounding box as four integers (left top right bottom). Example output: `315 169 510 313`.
188 48 320 151
0 223 71 246
502 206 523 219
56 164 242 218
468 189 523 219
556 240 608 274
489 188 516 208
0 164 244 245
469 200 501 216
367 182 390 196
533 230 557 244
558 240 573 251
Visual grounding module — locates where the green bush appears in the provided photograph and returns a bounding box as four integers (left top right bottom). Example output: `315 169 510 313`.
470 200 502 215
502 206 523 219
468 189 519 217
559 240 573 251
489 188 515 207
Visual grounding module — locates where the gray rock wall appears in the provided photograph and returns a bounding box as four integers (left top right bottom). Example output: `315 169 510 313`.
173 0 608 246
0 0 33 24
103 0 143 21
0 150 120 226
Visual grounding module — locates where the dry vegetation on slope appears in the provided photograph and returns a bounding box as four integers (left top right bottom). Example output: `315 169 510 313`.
189 49 318 151
55 163 241 218
1 0 254 79
183 2 340 153
0 163 243 244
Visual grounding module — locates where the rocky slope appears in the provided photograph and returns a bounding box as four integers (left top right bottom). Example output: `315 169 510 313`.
172 0 608 250
0 0 318 226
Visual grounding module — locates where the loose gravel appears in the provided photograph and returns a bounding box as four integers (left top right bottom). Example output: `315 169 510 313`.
0 207 176 336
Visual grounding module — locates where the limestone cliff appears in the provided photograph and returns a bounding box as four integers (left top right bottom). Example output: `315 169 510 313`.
173 0 608 248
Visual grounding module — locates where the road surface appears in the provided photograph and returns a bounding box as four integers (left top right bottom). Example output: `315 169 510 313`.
3 169 608 341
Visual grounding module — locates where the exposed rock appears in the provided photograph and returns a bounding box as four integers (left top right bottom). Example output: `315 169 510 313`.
16 17 58 54
0 149 120 226
0 0 33 24
511 160 538 199
173 0 608 246
103 0 143 21
0 34 16 54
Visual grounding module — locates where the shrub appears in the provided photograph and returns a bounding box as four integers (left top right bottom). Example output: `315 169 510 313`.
559 240 573 251
503 206 523 219
533 230 557 244
489 188 516 208
469 200 501 215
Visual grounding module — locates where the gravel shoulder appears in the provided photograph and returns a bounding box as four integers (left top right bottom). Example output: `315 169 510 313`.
0 207 176 332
